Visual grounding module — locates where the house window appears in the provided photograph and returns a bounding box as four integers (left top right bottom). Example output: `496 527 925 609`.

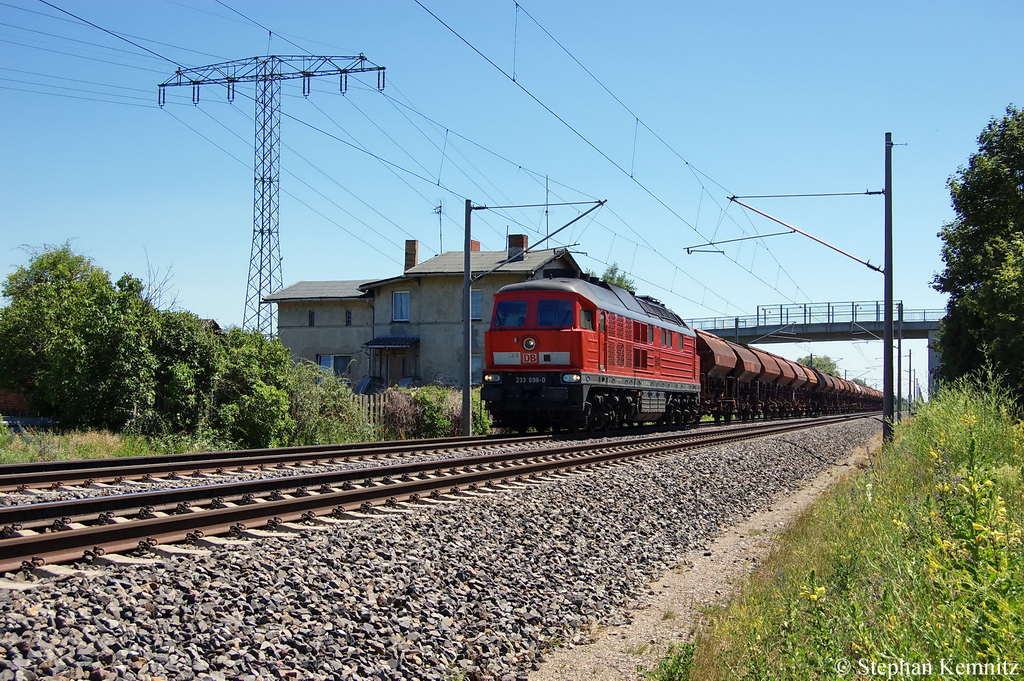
345 310 352 326
393 291 410 322
471 289 482 321
317 355 352 377
308 310 315 327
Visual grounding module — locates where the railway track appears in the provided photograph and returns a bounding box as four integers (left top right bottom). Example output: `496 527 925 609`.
0 413 877 573
0 432 561 493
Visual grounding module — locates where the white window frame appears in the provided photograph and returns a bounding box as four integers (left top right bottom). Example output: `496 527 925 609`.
392 290 410 322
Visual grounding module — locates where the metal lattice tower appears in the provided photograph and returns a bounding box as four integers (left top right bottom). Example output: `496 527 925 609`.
160 56 386 335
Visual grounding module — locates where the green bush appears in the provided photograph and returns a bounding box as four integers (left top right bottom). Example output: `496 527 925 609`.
378 385 491 440
0 414 11 450
689 375 1024 679
286 361 373 445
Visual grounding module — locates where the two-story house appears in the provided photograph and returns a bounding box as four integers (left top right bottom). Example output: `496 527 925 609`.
265 235 582 392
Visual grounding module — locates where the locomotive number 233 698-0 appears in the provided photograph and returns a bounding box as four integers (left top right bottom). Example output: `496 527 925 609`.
515 375 546 384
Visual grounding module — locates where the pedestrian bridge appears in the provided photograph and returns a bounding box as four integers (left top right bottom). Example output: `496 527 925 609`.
688 301 943 345
689 301 944 394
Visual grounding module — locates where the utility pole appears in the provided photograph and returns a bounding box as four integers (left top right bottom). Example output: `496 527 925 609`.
463 199 473 436
908 348 913 413
160 55 385 335
897 302 903 421
883 132 895 441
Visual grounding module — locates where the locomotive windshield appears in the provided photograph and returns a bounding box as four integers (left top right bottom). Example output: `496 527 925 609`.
493 300 527 327
537 299 574 328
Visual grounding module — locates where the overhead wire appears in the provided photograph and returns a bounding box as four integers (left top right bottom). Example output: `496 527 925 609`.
438 0 813 307
12 0 772 315
191 86 426 259
36 0 183 67
163 103 403 267
165 1 714 297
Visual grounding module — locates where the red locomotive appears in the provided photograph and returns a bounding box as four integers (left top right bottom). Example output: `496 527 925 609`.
481 275 881 431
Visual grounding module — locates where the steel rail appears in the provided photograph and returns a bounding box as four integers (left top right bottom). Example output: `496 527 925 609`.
0 414 868 531
0 414 877 573
0 433 560 492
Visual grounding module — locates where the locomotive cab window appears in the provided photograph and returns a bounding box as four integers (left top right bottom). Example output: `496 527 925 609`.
537 299 573 328
580 308 594 331
493 300 527 327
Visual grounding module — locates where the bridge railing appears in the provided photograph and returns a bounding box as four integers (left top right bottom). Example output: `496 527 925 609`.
689 301 945 331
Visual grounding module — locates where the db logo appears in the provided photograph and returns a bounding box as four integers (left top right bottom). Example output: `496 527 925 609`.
522 353 539 364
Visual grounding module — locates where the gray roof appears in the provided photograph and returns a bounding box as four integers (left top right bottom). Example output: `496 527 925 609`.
407 247 569 275
264 280 371 302
361 248 579 290
363 336 420 348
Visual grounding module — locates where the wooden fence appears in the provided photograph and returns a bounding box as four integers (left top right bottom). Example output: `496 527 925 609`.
353 392 388 430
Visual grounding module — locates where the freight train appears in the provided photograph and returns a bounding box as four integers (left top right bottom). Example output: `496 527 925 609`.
480 275 882 432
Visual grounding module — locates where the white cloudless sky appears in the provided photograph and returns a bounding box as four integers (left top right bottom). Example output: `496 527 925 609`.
2 0 1021 393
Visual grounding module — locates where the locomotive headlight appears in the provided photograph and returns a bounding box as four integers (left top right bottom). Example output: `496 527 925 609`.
561 373 582 384
483 373 502 384
523 336 537 350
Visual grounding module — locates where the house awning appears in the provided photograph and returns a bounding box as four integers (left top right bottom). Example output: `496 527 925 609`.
363 336 420 349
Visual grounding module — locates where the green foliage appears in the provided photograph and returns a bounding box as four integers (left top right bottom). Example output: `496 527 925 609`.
687 378 1024 679
0 245 338 450
0 245 495 451
0 245 159 430
933 105 1024 400
600 263 637 293
286 361 373 445
0 429 159 465
210 328 294 449
644 643 695 681
414 384 460 438
797 354 840 376
150 311 225 434
0 415 11 450
379 385 491 440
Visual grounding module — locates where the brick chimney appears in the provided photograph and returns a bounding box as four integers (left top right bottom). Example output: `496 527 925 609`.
404 240 419 271
470 240 481 252
508 234 528 262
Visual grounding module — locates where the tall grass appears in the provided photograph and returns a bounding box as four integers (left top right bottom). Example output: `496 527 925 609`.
0 427 163 464
675 376 1024 679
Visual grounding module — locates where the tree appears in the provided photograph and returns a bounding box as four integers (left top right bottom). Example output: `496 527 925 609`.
210 327 294 448
599 263 636 292
797 354 840 376
0 245 159 430
149 311 225 434
933 105 1024 399
0 245 298 445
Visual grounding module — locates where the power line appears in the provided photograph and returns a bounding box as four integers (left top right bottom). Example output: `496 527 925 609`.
0 37 170 72
163 106 403 267
414 1 811 310
36 0 182 66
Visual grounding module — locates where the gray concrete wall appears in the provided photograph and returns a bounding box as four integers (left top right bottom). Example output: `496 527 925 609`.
276 299 374 380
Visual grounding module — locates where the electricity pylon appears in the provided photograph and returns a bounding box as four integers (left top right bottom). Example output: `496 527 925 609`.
160 55 386 335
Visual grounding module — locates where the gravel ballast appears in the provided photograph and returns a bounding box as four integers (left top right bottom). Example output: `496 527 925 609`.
1 418 880 680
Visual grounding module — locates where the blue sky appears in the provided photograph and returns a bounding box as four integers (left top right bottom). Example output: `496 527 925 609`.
2 0 1021 393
